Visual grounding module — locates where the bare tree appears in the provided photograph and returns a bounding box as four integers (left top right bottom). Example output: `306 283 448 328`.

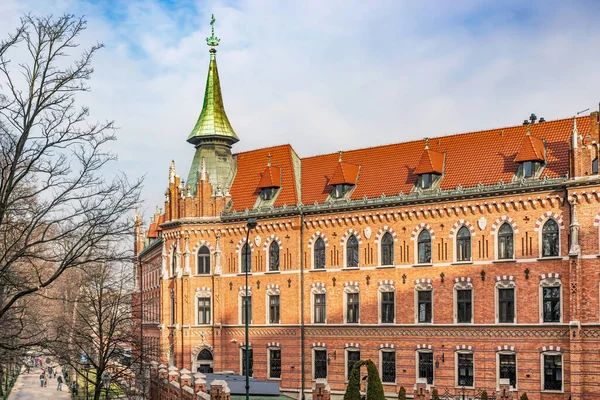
0 13 142 357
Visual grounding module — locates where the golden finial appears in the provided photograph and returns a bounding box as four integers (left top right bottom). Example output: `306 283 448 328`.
338 151 343 162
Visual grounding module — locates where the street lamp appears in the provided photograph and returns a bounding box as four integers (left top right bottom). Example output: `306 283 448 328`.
102 372 110 399
244 218 257 400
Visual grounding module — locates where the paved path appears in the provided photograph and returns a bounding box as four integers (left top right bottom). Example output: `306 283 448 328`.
8 366 71 400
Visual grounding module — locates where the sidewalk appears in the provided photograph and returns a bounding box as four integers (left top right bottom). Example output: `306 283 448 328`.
8 366 71 400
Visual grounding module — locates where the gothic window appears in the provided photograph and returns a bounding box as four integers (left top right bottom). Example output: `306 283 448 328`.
313 293 326 323
346 293 359 323
457 353 474 387
197 297 211 324
418 290 432 323
346 235 359 267
498 288 515 323
314 238 326 269
543 287 561 323
171 250 177 276
543 354 563 391
542 219 559 257
269 295 280 324
418 351 434 385
381 350 396 383
169 291 175 325
456 289 472 323
269 241 280 272
380 291 395 324
197 246 211 275
241 347 253 377
269 348 281 379
241 243 252 272
456 226 471 261
346 349 360 380
593 157 599 174
313 349 327 379
499 353 517 388
498 223 514 259
418 230 432 263
381 232 394 266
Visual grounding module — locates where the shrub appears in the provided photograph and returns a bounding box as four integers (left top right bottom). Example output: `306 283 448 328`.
397 386 406 400
344 360 363 400
431 388 439 400
364 360 385 400
520 394 529 400
480 390 488 400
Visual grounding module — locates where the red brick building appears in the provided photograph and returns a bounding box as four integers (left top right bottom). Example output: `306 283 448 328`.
134 25 600 400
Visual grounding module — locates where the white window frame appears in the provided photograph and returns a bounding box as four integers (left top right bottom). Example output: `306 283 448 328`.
310 235 327 270
378 231 395 266
344 284 360 324
454 280 474 324
414 229 433 265
414 281 434 324
415 349 434 388
238 288 253 325
455 350 475 389
195 289 212 325
539 217 561 258
379 349 396 384
378 283 396 324
495 278 517 324
343 234 360 269
496 351 517 390
195 245 212 276
539 276 562 323
311 286 327 324
540 351 564 393
265 239 281 272
494 222 515 260
239 345 253 377
266 286 281 325
453 225 473 263
312 347 328 380
267 345 282 380
344 348 361 383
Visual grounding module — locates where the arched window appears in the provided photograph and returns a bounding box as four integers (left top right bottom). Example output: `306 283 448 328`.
542 219 559 257
456 227 471 262
314 238 326 269
269 241 280 272
346 235 359 268
171 249 177 276
418 230 432 264
197 246 211 275
381 232 394 266
497 223 513 260
241 243 252 273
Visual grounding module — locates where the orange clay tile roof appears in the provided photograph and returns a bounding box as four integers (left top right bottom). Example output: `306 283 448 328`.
223 116 588 211
257 165 282 189
147 214 165 238
329 162 360 186
514 133 546 163
414 148 445 175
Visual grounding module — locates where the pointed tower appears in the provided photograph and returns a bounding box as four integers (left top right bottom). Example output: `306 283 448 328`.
186 15 238 193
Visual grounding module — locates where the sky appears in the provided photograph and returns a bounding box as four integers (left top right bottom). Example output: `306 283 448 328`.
1 0 600 225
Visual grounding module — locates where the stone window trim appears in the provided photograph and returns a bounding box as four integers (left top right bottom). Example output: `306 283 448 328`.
412 223 435 264
415 347 435 388
170 244 181 278
194 287 212 325
540 347 564 393
495 276 517 324
454 277 474 324
539 274 562 324
263 235 283 271
414 279 434 324
236 239 254 274
308 232 329 270
495 346 517 390
593 212 600 254
267 343 281 380
378 280 396 324
454 345 475 389
311 283 327 324
340 229 362 268
379 347 396 384
344 342 360 349
238 286 252 325
192 241 214 276
491 219 518 260
239 344 253 378
534 213 564 258
451 223 475 263
344 282 360 324
344 347 361 383
266 284 281 325
375 226 398 266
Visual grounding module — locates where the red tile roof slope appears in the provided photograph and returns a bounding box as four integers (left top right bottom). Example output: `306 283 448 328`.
227 116 588 210
514 134 546 162
414 148 445 175
147 214 165 238
257 166 282 189
329 162 360 186
229 145 298 211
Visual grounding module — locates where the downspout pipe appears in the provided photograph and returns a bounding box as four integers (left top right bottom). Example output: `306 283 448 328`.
300 211 305 400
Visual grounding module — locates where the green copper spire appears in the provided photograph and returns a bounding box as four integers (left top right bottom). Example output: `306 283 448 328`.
186 14 238 146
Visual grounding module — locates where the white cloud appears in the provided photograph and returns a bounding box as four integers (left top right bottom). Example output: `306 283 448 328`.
1 0 600 220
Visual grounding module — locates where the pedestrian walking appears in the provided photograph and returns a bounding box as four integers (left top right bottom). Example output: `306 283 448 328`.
39 372 45 387
71 381 79 396
57 374 63 391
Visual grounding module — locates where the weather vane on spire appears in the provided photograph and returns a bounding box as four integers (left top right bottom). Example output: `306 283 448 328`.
206 14 220 48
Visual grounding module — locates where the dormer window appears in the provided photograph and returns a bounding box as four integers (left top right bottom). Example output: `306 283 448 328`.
421 173 433 189
514 125 545 179
256 154 281 206
328 152 360 200
522 161 541 178
334 184 345 199
260 187 276 201
414 139 445 190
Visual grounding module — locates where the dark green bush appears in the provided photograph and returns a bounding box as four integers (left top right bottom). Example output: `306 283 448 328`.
397 386 406 400
343 360 363 400
520 394 529 400
480 390 488 400
364 360 384 400
431 388 440 400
